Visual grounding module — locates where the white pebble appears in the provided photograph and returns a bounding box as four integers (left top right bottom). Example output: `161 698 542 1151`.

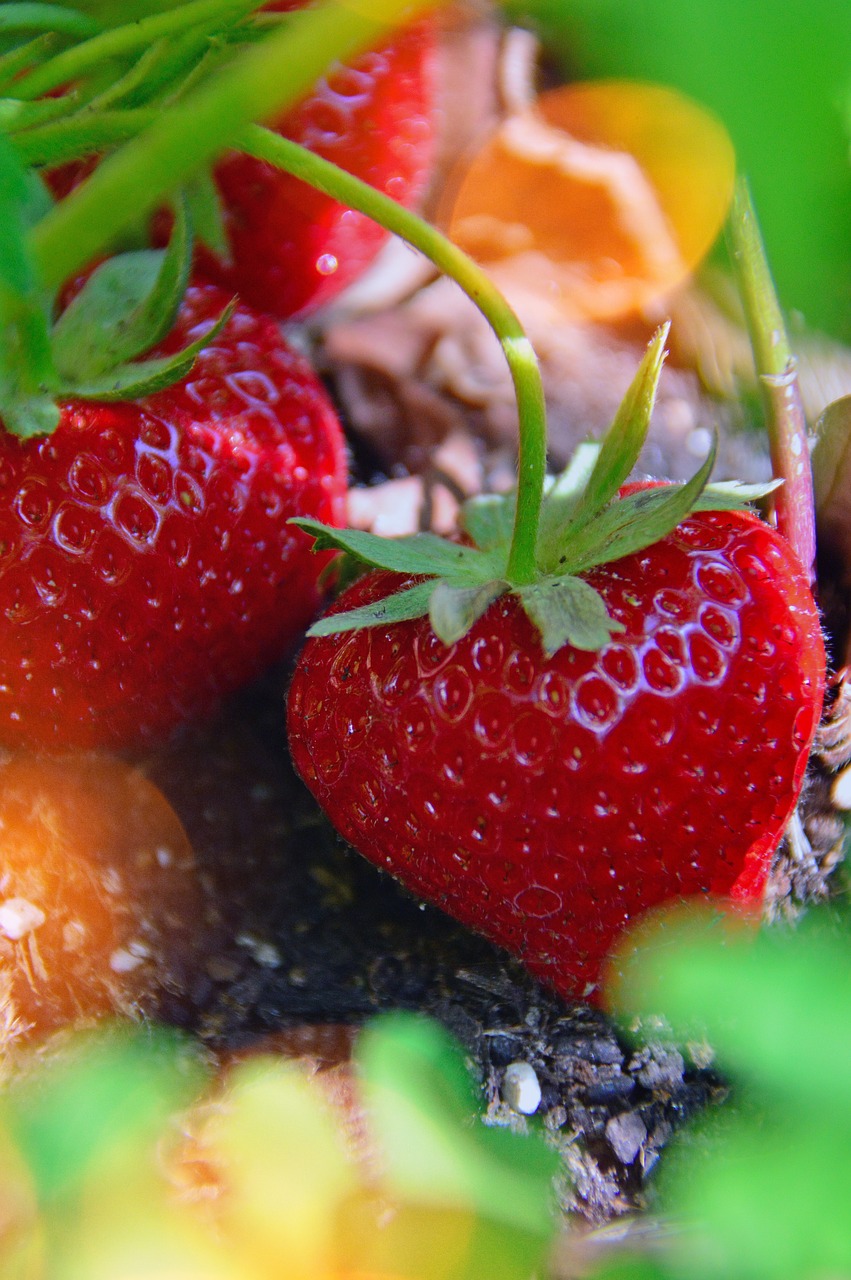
503 1061 542 1115
0 898 45 940
109 947 144 973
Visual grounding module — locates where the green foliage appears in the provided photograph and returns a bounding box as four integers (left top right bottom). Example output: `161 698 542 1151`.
602 904 851 1280
505 0 851 342
0 1015 559 1280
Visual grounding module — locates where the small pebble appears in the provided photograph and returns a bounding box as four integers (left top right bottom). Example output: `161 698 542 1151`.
0 898 45 941
502 1061 542 1114
605 1111 647 1165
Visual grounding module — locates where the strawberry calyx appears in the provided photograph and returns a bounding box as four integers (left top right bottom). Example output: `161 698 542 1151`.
295 326 779 656
0 142 232 439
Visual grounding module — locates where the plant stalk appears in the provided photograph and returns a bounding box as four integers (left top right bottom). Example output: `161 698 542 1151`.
727 177 816 586
239 126 548 584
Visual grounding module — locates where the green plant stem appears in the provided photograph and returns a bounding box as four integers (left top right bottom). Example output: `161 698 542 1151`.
240 125 548 585
29 0 444 293
727 177 816 586
12 0 258 100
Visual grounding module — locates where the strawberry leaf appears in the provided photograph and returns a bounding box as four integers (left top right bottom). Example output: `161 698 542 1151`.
293 520 501 585
63 298 234 401
518 575 623 654
429 580 505 646
51 196 193 381
306 581 435 637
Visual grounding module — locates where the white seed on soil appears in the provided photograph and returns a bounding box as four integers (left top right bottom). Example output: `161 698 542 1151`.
503 1061 542 1114
0 898 45 940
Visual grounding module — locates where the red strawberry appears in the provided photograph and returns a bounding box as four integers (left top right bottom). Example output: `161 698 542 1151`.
287 333 825 1003
199 12 436 319
0 277 346 750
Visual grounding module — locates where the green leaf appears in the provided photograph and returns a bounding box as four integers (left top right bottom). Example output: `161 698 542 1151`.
429 579 505 645
293 520 498 585
306 581 435 637
562 436 718 575
661 1110 851 1280
610 906 851 1120
540 325 669 573
517 574 623 654
4 1027 206 1204
0 4 100 38
63 298 233 401
51 197 193 381
358 1014 560 1244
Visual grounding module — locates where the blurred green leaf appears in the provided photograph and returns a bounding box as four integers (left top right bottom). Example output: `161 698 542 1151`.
5 1027 207 1203
358 1014 560 1245
610 907 851 1119
660 1108 851 1280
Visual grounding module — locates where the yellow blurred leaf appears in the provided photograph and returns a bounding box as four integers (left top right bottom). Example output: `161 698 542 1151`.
204 1058 358 1280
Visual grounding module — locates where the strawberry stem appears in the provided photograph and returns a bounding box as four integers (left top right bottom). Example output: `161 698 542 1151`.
239 126 548 585
29 0 446 291
727 177 816 586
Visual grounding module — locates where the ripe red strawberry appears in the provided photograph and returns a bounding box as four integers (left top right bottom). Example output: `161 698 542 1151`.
0 277 346 750
198 11 436 319
288 514 824 1001
287 333 825 1003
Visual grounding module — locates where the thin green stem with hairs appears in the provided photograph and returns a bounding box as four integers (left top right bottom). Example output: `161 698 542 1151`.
727 177 816 584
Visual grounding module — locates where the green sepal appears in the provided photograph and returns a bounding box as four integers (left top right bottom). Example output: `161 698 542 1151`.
183 170 230 262
62 298 234 401
537 326 668 571
51 197 193 382
0 93 81 132
694 478 781 511
517 574 624 655
560 435 719 576
429 579 505 646
461 490 517 553
0 34 57 95
306 580 435 638
0 4 100 39
292 519 501 585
